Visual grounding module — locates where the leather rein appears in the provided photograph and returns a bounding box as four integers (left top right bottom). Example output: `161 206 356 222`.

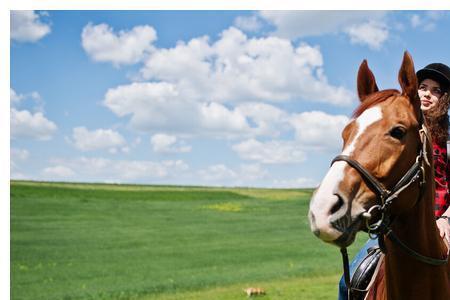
334 122 449 292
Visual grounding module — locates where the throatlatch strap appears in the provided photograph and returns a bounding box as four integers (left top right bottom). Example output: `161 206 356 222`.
390 161 421 193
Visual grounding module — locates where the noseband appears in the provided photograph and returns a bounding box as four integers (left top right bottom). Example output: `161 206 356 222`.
335 121 449 295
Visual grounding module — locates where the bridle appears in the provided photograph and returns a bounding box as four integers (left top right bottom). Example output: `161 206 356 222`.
333 124 428 239
332 116 449 296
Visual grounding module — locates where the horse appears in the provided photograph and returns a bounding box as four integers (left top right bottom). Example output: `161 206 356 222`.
308 52 450 299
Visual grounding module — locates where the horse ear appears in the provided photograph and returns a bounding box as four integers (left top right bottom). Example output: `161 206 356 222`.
398 51 418 103
357 60 379 102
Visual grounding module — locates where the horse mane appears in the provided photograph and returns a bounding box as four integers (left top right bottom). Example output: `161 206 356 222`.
353 89 400 118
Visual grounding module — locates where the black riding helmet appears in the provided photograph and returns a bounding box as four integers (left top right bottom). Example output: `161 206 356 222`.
416 63 450 92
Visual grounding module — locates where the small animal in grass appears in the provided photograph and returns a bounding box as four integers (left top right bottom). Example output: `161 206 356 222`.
244 287 266 297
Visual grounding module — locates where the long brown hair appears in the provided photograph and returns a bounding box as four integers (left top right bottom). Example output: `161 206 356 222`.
423 92 449 146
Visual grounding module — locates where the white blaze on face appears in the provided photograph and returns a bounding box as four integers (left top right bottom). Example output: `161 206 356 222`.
342 106 383 156
309 106 383 239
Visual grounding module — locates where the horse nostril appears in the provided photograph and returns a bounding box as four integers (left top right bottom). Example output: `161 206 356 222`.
330 194 345 215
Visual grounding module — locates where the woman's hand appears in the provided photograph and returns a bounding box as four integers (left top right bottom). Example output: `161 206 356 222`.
436 217 450 249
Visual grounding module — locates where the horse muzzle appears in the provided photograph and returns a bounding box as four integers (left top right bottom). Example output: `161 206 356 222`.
309 191 366 247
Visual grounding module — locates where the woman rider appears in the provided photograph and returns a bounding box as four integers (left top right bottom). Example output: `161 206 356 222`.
338 62 450 300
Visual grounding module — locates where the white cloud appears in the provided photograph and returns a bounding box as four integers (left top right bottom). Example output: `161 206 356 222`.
69 127 126 152
197 163 269 186
139 27 354 106
10 169 31 180
42 165 75 178
233 15 263 32
236 102 288 137
104 27 354 137
46 157 189 182
199 102 250 134
103 81 193 132
259 11 386 39
81 23 157 66
103 82 253 137
151 133 191 153
10 171 28 180
11 10 51 42
138 35 214 102
30 91 42 101
290 111 349 152
104 81 179 118
11 108 57 140
132 137 142 147
11 148 30 179
11 148 30 161
410 11 448 32
410 14 422 28
345 21 389 50
232 139 306 164
259 11 391 50
11 88 44 113
198 164 238 182
117 159 186 179
271 177 319 188
239 164 269 181
10 88 24 105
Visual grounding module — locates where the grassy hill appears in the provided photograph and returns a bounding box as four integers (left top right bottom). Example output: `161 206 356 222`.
11 181 365 300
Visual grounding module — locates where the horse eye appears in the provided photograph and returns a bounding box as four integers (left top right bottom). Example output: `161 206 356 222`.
390 127 406 140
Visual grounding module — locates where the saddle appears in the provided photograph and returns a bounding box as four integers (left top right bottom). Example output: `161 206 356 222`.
349 246 384 300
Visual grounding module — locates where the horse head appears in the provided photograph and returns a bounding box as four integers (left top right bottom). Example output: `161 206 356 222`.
308 52 424 248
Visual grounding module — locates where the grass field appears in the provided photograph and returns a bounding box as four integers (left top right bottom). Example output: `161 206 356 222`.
11 181 366 300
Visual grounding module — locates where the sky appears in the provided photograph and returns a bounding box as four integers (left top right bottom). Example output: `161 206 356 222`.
9 10 450 188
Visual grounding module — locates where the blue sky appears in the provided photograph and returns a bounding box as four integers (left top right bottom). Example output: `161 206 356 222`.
9 10 450 188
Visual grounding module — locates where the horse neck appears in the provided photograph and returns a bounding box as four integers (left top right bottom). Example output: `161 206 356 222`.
383 158 450 299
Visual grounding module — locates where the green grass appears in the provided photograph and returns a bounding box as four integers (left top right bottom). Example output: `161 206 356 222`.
11 180 366 300
141 275 340 300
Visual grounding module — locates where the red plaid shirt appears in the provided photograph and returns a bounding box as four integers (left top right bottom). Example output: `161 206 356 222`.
432 141 450 217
